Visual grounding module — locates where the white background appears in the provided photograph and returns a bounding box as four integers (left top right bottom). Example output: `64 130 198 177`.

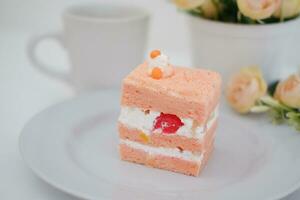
0 0 300 199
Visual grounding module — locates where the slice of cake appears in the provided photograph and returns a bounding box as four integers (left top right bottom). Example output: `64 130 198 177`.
118 50 221 176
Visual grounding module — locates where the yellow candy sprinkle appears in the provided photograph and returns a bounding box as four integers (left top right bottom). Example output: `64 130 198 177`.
139 132 149 143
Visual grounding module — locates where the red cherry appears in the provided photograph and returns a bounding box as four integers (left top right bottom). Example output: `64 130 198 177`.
153 113 184 134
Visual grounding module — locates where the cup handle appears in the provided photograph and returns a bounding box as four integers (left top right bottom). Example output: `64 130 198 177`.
27 32 71 84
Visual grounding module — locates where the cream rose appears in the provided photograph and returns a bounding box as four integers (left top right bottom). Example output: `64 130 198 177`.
173 0 205 10
226 67 267 113
274 73 300 108
274 0 300 19
237 0 281 20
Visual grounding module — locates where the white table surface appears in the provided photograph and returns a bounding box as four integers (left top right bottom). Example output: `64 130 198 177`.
1 25 300 200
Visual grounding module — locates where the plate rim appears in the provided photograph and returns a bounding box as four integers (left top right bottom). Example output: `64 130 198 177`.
18 90 120 200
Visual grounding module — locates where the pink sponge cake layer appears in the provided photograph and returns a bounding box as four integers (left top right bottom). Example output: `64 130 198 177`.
119 142 214 176
118 120 217 153
121 63 221 123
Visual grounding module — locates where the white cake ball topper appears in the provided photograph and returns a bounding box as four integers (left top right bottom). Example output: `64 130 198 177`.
147 50 174 79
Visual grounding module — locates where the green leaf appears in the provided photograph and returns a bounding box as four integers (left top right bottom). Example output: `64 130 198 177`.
260 96 281 107
267 80 279 96
286 112 300 131
256 96 300 131
269 108 285 124
287 112 300 119
215 0 239 22
260 96 293 111
250 105 270 113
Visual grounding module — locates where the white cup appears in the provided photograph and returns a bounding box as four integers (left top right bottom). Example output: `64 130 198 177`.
27 3 150 91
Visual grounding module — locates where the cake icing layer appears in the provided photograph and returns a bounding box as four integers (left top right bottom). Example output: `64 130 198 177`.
120 139 203 162
118 120 217 152
118 106 218 139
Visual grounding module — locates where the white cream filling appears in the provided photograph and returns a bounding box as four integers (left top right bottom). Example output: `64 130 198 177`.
120 139 203 162
118 106 218 139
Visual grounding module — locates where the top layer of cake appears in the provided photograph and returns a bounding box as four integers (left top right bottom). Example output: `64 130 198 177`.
121 63 221 124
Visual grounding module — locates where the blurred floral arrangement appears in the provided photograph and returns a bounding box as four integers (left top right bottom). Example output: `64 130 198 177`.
173 0 300 24
226 67 300 131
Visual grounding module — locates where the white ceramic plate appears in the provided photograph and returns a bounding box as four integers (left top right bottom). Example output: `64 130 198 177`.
19 90 300 200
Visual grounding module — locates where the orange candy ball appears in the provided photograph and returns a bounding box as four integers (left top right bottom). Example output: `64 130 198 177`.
151 67 163 79
150 50 161 59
